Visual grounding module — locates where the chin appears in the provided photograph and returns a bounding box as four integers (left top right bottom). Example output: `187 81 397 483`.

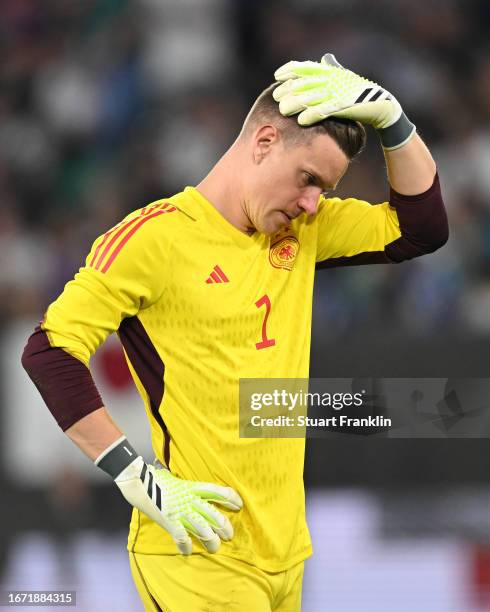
259 218 288 236
260 223 282 236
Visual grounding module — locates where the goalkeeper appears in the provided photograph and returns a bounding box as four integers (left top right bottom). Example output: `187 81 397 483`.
22 55 447 611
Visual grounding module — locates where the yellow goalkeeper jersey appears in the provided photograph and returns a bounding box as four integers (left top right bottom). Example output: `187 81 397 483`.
42 186 402 571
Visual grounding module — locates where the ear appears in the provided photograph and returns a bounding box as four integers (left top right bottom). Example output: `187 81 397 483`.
253 125 279 164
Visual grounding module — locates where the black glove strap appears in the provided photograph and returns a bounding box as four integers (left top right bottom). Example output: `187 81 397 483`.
95 437 138 479
377 112 416 150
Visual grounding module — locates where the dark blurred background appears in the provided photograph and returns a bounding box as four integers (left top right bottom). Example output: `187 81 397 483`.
1 0 490 609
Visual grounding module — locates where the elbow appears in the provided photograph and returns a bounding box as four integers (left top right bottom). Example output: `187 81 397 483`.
21 327 42 381
409 195 450 257
21 344 30 373
422 219 449 255
21 326 104 431
388 172 449 261
385 222 449 263
21 348 33 380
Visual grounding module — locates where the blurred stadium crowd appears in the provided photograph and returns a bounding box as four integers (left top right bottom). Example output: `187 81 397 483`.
2 0 490 338
2 2 490 608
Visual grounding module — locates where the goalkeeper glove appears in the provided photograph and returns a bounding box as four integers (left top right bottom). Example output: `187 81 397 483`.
95 436 243 555
273 53 415 150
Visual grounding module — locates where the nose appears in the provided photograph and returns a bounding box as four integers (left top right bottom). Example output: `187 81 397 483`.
297 191 320 216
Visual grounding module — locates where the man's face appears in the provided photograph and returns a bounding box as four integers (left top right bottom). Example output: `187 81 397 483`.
244 128 349 235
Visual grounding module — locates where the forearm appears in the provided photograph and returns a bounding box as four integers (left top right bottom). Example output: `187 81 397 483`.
65 407 124 461
383 132 436 195
22 326 105 430
23 328 130 465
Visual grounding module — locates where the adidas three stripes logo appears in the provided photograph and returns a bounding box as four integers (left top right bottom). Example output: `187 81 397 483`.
205 265 229 284
140 462 162 510
355 87 392 104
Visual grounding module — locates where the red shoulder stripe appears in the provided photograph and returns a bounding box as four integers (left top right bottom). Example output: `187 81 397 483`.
93 216 142 270
88 221 125 268
89 203 177 272
100 209 169 273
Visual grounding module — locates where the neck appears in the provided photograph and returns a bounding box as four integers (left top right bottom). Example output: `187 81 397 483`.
196 141 253 234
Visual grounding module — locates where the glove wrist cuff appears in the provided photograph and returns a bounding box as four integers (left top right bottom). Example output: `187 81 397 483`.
377 112 416 150
94 436 139 479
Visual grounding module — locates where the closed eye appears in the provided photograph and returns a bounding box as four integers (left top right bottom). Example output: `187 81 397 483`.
302 170 335 197
303 172 316 187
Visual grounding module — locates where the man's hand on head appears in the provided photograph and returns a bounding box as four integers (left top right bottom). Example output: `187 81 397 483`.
273 54 415 151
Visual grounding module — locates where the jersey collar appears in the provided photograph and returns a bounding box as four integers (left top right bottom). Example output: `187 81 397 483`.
178 187 265 250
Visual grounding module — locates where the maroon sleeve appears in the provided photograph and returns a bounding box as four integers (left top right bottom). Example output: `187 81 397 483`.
21 326 104 431
316 172 449 269
385 172 449 263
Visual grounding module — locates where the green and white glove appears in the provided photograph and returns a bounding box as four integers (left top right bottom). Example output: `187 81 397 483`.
95 437 243 555
273 53 415 150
